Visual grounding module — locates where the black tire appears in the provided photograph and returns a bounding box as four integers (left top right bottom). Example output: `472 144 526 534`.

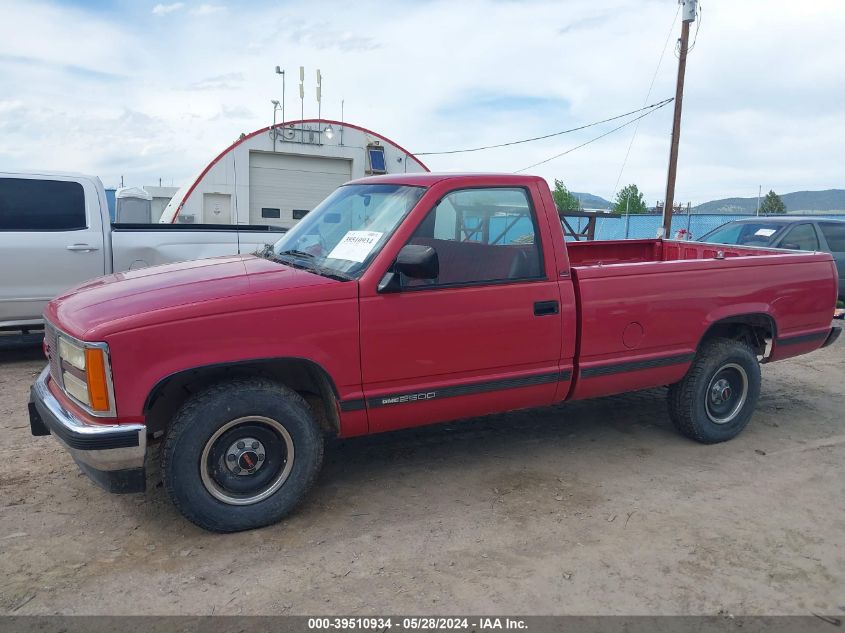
161 378 323 533
667 337 761 444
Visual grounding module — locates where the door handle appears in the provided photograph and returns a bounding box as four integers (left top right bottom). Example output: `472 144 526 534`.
534 300 559 316
66 244 100 252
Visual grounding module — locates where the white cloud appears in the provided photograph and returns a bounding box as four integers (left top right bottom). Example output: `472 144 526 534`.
190 4 225 15
0 99 25 114
287 19 379 51
152 2 185 16
1 0 844 202
189 72 244 91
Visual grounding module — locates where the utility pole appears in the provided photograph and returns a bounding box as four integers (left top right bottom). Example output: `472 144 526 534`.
662 0 697 238
274 66 285 123
316 69 322 138
271 100 281 152
299 66 305 135
756 185 761 216
340 99 345 146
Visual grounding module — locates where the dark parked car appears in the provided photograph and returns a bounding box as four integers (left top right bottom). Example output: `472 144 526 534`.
699 217 845 300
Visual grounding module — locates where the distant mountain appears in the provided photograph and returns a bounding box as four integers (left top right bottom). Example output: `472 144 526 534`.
694 189 845 214
571 192 613 210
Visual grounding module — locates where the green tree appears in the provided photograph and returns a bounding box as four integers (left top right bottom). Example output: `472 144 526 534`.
613 184 648 214
552 179 581 211
759 190 786 214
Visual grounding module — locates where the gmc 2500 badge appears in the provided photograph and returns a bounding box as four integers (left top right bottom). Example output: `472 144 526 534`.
381 392 437 406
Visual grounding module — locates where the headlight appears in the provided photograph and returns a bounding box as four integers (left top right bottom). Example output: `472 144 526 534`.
57 334 113 415
58 337 86 371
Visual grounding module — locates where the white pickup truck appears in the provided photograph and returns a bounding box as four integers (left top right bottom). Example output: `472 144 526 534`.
0 171 286 331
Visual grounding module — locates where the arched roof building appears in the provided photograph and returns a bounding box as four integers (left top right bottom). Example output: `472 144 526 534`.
160 119 428 227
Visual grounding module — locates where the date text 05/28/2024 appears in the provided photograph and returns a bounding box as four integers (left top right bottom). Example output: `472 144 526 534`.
307 617 528 630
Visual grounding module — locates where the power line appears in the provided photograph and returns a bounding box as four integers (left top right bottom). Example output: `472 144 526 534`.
415 98 673 156
514 99 674 173
612 3 681 196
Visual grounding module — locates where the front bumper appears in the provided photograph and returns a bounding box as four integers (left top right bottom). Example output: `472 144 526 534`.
29 366 147 493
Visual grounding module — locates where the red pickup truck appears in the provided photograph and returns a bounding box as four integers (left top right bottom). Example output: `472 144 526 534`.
29 173 840 532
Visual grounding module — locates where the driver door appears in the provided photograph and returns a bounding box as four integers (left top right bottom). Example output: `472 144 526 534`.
358 186 564 433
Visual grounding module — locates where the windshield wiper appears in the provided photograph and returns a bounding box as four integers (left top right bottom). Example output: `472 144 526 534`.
272 252 353 282
277 249 315 259
312 267 354 282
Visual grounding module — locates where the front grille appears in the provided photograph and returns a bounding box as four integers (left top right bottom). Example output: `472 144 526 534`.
44 322 62 386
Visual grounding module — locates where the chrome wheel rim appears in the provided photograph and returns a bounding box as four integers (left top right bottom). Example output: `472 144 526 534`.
200 416 294 505
705 363 748 425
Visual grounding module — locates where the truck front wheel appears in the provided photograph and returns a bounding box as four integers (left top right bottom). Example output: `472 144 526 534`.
161 379 324 532
667 338 761 444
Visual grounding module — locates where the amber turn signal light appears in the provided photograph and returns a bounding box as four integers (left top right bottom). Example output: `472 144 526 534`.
85 348 111 412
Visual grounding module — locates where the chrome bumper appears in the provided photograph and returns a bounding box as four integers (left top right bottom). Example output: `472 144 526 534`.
29 366 147 493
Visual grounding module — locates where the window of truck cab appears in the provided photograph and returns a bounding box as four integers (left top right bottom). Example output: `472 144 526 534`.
0 178 87 231
400 186 545 290
271 183 425 278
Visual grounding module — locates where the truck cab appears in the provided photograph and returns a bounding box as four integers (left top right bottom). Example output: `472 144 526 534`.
0 172 109 331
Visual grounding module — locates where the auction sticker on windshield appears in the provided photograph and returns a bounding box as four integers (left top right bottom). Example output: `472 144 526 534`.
755 228 777 237
328 231 384 262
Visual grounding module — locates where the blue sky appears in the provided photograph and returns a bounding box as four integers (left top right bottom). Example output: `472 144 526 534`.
1 0 844 204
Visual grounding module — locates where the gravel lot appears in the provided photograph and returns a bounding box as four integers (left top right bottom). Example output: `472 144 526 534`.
0 337 842 615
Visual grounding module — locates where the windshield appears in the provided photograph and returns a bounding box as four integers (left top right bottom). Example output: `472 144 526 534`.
699 222 785 246
270 184 425 278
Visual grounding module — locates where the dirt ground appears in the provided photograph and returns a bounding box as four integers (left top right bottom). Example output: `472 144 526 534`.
0 337 843 616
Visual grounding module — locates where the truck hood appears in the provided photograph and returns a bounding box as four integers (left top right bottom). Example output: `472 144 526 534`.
46 254 344 339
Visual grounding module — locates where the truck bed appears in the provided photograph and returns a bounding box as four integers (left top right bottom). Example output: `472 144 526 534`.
564 238 837 402
566 238 781 267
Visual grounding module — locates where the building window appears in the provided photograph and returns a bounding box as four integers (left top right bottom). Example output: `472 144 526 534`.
261 208 281 219
368 146 387 174
292 209 310 220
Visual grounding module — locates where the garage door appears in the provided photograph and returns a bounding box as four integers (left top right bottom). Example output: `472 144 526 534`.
249 152 352 228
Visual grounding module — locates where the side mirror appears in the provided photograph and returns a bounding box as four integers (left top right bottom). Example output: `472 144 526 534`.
378 245 439 293
396 244 439 279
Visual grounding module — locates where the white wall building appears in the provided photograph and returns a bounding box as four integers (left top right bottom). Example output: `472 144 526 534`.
145 186 180 222
160 119 428 228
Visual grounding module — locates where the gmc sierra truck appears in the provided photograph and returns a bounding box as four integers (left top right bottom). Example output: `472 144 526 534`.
29 173 841 532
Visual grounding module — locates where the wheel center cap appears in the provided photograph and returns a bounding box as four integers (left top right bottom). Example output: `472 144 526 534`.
224 437 266 476
238 451 259 470
711 378 733 404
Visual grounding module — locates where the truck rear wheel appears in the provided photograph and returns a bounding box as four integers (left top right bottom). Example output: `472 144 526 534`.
667 338 761 444
161 379 323 532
